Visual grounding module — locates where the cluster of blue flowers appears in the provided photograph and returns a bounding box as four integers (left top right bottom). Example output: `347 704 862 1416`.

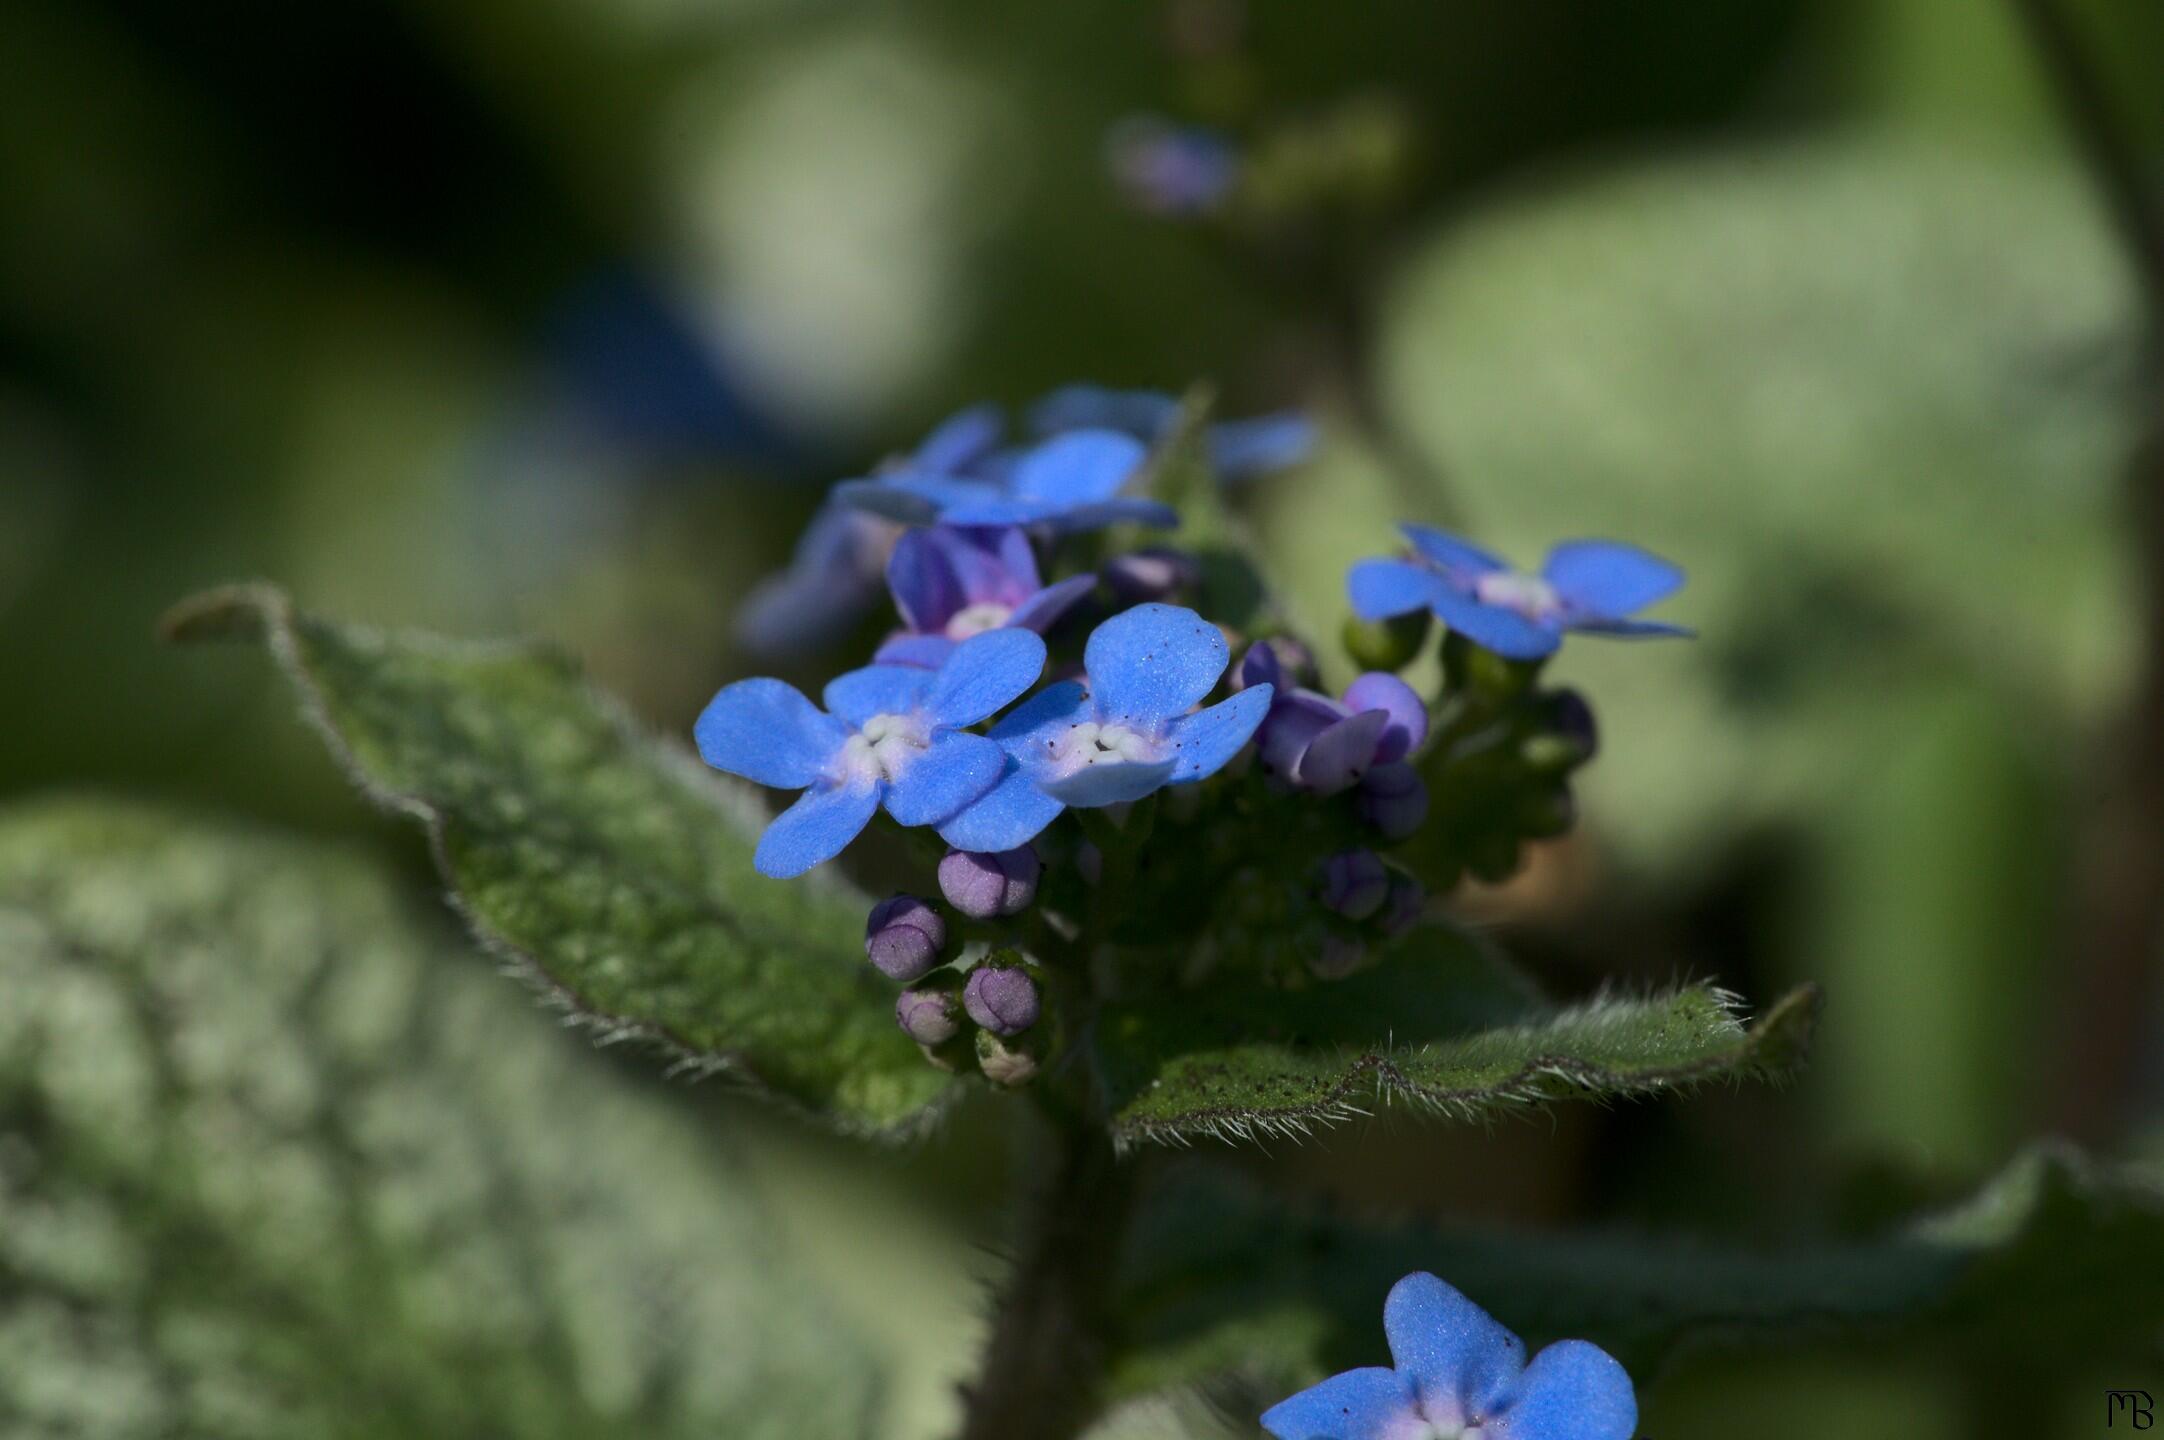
699 387 1685 1083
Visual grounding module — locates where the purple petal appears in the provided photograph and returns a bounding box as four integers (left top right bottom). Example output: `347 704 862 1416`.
1010 429 1148 507
987 525 1044 593
1488 1341 1637 1440
1258 689 1346 780
824 665 935 727
754 779 881 878
1541 539 1682 619
1348 559 1449 622
1296 708 1390 794
1341 672 1428 763
881 730 1005 827
695 678 846 789
1164 684 1273 783
937 761 1066 852
925 628 1046 729
1384 1273 1527 1429
1400 523 1509 582
1008 573 1098 633
886 527 967 633
1084 602 1228 726
1039 758 1178 806
1260 1367 1422 1440
1428 587 1563 660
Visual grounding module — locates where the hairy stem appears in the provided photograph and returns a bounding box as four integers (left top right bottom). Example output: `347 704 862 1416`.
956 1100 1135 1440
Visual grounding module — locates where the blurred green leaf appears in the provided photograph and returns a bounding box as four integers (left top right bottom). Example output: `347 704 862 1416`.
1109 1143 2164 1411
1286 141 2144 862
165 583 954 1137
1091 925 1817 1148
0 796 881 1439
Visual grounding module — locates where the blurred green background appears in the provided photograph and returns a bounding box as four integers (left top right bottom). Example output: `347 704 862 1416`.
4 0 2163 1435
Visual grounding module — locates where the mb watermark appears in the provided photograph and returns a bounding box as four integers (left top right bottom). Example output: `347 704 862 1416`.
2107 1390 2154 1429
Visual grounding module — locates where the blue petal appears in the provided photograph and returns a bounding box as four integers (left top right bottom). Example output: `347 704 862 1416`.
735 504 889 656
1007 573 1097 633
1027 384 1178 441
1400 523 1509 581
914 402 1003 473
838 475 996 525
1541 540 1683 619
1489 1340 1636 1440
754 779 881 878
873 632 959 668
1427 588 1562 660
1044 497 1179 532
824 665 934 727
1164 684 1273 783
1085 602 1228 726
926 628 1047 728
983 525 1044 595
1260 1367 1421 1440
1347 559 1449 622
1010 429 1149 507
886 527 967 633
1385 1273 1527 1428
937 496 1067 528
695 679 846 789
1040 758 1178 806
937 761 1067 851
987 679 1094 756
1208 412 1314 481
882 730 1005 827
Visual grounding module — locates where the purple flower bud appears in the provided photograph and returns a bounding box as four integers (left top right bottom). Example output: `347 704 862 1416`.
1379 873 1425 937
895 986 964 1046
938 846 1041 919
864 895 947 981
1235 635 1317 693
1319 849 1389 921
964 965 1042 1036
1358 762 1428 840
1102 547 1200 604
1340 672 1427 763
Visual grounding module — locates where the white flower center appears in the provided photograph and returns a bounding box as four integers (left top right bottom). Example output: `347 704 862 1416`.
945 601 1013 640
1473 570 1561 622
839 712 929 784
1049 720 1161 773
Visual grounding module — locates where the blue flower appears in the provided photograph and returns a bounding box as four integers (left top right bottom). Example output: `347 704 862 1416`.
937 603 1274 851
1028 384 1315 482
875 526 1098 669
1261 1273 1636 1440
1105 114 1242 217
838 427 1174 533
695 629 1047 878
1348 524 1690 661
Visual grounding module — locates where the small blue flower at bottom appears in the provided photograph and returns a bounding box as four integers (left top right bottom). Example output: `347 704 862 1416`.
695 628 1046 878
1349 524 1690 661
937 603 1273 852
1261 1273 1636 1440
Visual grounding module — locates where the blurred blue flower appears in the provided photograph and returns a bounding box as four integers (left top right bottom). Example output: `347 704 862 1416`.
878 525 1096 668
695 629 1046 878
938 603 1273 851
839 429 1175 533
1029 384 1315 482
1261 1273 1636 1440
737 501 900 655
1105 115 1242 217
1348 524 1690 660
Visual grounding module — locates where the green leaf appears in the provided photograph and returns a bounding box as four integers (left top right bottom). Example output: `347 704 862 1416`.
0 796 882 1439
164 583 953 1136
1091 926 1817 1147
1109 1143 2164 1408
